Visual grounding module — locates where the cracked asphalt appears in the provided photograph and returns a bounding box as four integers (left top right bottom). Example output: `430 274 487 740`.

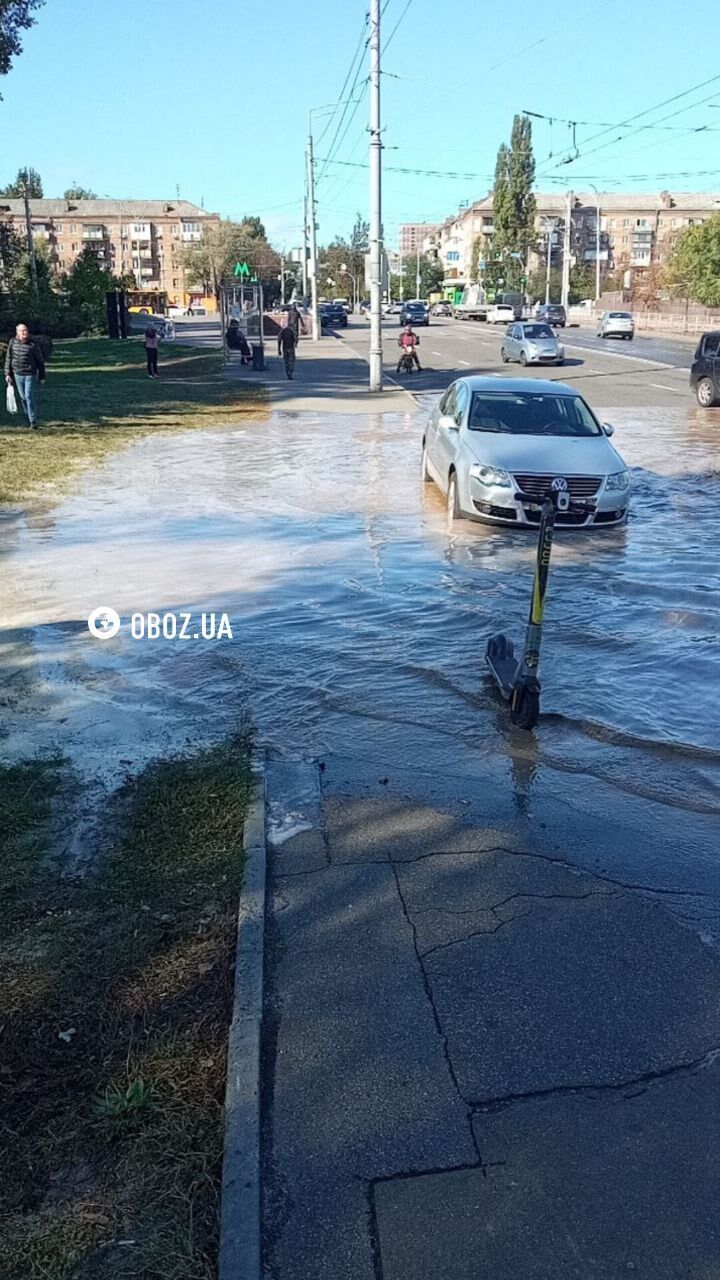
263 774 720 1280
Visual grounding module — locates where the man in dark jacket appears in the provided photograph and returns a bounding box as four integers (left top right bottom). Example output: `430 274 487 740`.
5 323 46 428
278 323 298 379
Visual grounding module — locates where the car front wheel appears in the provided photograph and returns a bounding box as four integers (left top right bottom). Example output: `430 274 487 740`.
421 444 433 483
697 377 719 408
501 348 509 363
447 472 462 520
520 351 527 366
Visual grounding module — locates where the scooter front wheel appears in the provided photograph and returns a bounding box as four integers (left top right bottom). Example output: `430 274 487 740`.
511 685 540 730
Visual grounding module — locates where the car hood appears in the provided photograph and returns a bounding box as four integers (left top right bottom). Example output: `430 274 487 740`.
463 431 624 475
525 337 559 350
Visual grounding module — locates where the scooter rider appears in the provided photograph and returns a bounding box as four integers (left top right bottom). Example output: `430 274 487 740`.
397 324 422 372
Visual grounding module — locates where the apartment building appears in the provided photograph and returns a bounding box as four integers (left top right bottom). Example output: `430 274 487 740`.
398 222 439 256
425 192 720 291
0 198 221 307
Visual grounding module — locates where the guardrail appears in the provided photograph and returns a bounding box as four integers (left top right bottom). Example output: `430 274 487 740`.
567 307 717 338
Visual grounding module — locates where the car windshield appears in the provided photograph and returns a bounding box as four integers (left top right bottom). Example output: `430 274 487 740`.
521 324 554 339
609 312 631 319
468 391 602 437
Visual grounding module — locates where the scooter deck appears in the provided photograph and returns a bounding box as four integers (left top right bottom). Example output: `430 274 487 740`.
485 633 520 699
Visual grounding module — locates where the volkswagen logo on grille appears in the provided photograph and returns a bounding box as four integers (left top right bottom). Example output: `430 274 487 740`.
551 477 568 491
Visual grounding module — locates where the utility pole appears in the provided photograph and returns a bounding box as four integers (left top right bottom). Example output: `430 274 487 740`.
561 191 572 311
545 220 553 304
280 251 285 306
588 184 602 303
368 0 383 391
415 242 421 298
22 181 39 297
302 192 308 299
306 133 320 341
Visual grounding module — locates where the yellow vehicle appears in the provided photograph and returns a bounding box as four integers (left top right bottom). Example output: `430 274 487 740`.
126 290 168 316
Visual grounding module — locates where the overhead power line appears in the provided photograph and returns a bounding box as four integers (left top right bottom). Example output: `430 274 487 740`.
315 14 369 149
547 73 720 169
525 108 720 133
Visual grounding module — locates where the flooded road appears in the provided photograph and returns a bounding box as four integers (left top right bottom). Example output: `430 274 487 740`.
2 400 719 888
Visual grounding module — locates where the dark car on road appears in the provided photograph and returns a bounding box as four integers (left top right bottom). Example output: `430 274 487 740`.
535 303 567 328
320 302 348 329
400 300 430 327
690 331 720 407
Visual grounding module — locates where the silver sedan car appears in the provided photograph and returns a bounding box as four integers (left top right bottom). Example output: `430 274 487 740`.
597 310 634 340
501 321 565 366
421 376 631 529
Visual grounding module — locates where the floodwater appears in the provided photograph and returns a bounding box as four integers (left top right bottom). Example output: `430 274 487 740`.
1 402 719 886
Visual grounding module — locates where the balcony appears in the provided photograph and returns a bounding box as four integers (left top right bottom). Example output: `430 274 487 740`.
83 227 105 241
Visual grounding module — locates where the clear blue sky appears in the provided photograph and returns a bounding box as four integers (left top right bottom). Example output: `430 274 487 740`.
3 0 718 250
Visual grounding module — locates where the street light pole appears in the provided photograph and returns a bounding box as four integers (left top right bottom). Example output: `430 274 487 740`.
545 219 554 304
368 0 383 392
302 193 308 299
306 132 320 341
415 242 420 298
22 181 39 297
561 191 573 311
588 183 602 303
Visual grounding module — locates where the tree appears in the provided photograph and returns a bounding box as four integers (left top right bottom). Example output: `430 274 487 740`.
399 254 443 299
63 247 126 330
63 184 97 200
179 218 280 302
667 215 720 307
487 115 536 290
0 0 43 81
239 215 266 240
0 165 43 197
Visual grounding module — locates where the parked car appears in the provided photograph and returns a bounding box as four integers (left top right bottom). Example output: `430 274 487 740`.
535 303 567 328
400 299 430 326
597 310 634 340
321 302 348 328
432 301 452 317
421 376 629 529
690 331 720 407
487 304 516 326
501 321 565 367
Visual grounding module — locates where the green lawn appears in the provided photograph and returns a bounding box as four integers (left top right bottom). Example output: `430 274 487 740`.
0 337 266 504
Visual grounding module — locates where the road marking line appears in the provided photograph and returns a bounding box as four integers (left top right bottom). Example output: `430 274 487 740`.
650 382 683 392
563 341 675 369
458 359 471 366
431 350 442 356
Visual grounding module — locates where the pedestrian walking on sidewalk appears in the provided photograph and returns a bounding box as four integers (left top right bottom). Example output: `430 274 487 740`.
278 324 298 379
4 323 45 428
144 324 161 378
286 302 302 343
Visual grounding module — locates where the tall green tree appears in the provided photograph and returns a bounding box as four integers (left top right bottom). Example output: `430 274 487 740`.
63 184 97 200
63 247 129 330
0 164 43 197
667 214 720 307
0 0 43 82
399 254 443 299
487 115 536 291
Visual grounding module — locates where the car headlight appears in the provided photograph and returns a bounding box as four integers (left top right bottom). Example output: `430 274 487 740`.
469 464 512 488
605 470 630 492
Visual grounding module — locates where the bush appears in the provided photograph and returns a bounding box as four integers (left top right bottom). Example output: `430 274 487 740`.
31 333 53 361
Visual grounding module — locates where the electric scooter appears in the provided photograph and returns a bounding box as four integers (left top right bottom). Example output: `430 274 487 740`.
485 480 591 730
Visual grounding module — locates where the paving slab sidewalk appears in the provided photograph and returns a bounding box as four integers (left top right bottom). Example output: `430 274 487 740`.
262 773 720 1280
224 329 414 414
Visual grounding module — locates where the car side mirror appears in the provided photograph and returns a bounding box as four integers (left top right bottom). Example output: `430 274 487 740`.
602 422 615 436
438 414 459 432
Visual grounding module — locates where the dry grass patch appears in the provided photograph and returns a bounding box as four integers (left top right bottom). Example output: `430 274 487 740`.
0 741 252 1280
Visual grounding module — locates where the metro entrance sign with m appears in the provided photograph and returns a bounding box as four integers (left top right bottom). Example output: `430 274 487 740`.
234 261 251 278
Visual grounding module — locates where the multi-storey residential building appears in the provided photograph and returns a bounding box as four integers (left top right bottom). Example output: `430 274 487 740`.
0 198 221 308
410 192 720 293
398 222 439 256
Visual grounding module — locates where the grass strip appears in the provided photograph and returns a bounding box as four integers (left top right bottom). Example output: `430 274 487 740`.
0 337 266 504
0 740 252 1280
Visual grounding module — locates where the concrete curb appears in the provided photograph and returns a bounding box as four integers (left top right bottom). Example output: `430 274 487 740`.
219 754 267 1280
